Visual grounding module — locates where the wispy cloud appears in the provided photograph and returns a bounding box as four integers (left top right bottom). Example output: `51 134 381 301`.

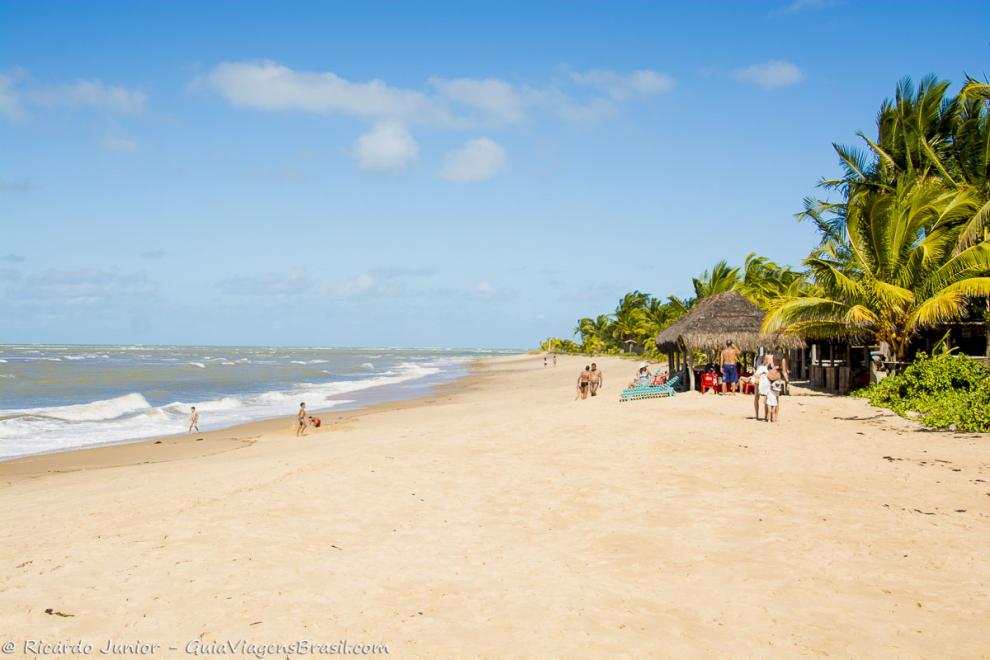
569 69 675 101
0 69 147 122
354 120 419 173
733 60 805 90
217 272 311 298
29 80 146 114
772 0 843 16
439 138 506 183
195 61 674 130
140 249 167 259
6 269 157 305
427 76 527 126
2 254 26 263
0 71 26 121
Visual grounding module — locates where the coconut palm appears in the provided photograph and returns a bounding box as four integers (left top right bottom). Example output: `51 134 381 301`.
691 261 740 300
738 253 804 309
764 178 990 359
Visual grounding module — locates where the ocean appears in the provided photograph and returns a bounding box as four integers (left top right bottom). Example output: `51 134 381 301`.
0 345 518 460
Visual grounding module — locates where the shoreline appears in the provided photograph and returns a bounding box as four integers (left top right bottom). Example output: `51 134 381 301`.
0 358 487 480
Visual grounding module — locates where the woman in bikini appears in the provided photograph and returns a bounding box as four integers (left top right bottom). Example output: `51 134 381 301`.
576 366 591 400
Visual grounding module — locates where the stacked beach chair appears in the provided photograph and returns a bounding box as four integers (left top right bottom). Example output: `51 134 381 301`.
619 370 683 402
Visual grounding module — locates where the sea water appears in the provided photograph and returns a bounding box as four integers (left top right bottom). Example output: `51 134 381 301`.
0 345 517 460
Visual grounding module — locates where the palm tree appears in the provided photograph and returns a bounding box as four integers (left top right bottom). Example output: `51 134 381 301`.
691 261 740 300
738 253 804 309
764 178 990 359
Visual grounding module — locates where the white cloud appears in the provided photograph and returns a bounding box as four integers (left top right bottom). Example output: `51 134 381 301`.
439 138 506 183
354 121 419 172
429 76 526 125
196 60 675 130
570 69 675 101
733 61 805 90
194 60 459 127
523 86 617 122
100 134 138 153
29 80 146 114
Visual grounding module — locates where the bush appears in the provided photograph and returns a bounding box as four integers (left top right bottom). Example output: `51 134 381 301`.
853 352 990 431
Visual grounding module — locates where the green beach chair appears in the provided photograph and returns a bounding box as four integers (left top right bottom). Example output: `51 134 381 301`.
619 370 684 402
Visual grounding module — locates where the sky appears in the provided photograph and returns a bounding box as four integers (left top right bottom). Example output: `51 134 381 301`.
1 0 988 348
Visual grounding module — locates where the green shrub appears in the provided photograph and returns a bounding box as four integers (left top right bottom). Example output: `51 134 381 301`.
853 352 990 431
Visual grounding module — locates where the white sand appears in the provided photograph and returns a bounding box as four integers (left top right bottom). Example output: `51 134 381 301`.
0 354 988 657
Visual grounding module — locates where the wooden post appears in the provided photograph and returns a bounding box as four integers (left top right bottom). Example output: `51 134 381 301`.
681 341 695 392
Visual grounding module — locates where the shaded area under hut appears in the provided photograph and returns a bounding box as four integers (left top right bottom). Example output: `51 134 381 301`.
655 291 805 391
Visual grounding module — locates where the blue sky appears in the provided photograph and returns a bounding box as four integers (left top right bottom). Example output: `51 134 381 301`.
2 0 988 347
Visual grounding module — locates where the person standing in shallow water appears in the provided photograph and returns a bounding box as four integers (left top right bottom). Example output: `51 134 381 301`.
296 402 308 436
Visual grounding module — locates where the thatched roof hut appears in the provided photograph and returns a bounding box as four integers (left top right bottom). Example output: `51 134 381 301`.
656 291 804 355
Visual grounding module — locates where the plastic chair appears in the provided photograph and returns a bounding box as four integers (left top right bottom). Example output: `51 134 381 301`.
700 372 717 394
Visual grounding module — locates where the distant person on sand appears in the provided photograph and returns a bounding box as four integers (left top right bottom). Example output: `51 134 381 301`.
721 340 741 394
552 353 558 367
297 402 308 436
188 406 199 433
544 355 548 368
589 363 603 396
577 366 591 400
308 416 321 429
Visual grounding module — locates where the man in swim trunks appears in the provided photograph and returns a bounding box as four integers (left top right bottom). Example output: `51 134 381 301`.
577 366 591 400
589 363 603 396
721 340 741 394
188 406 199 433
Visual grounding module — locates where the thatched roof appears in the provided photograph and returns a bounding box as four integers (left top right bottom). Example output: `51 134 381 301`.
655 291 805 354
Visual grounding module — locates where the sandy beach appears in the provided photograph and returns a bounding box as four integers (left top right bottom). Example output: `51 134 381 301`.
1 353 988 657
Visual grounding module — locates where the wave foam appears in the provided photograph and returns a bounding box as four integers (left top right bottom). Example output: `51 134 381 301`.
6 392 152 422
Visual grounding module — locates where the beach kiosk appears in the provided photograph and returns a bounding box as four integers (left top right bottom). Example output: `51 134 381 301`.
655 291 804 392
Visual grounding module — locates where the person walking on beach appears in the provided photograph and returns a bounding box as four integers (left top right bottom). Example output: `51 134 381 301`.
188 406 199 433
721 340 741 394
552 353 557 368
544 355 548 368
589 363 603 396
576 366 591 400
297 402 308 436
